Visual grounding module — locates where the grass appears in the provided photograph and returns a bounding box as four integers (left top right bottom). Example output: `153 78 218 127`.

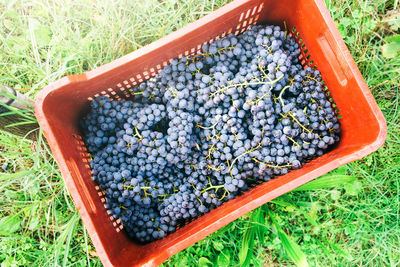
0 0 399 266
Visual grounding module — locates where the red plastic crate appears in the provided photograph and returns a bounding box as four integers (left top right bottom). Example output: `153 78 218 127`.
35 0 387 266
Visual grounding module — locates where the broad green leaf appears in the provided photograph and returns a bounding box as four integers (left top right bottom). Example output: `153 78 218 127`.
28 216 40 231
177 256 189 266
363 17 378 35
0 214 23 235
293 175 356 191
333 165 347 175
296 208 318 227
384 12 400 31
284 205 296 212
330 190 340 200
1 257 18 267
0 170 35 182
212 240 224 251
344 180 363 196
28 18 52 47
385 35 400 43
382 42 400 59
217 249 231 266
388 19 400 31
5 10 19 20
341 17 352 27
28 182 40 195
353 9 361 20
198 257 212 267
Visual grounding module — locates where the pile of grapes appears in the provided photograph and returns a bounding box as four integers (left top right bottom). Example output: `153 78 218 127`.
81 24 340 243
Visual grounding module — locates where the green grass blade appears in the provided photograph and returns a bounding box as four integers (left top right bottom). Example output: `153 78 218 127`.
62 214 79 267
239 210 260 266
277 229 309 267
0 90 33 108
4 120 38 128
238 224 255 266
0 170 36 182
53 213 80 266
0 212 24 236
254 208 266 245
292 175 356 191
268 208 309 267
0 104 36 121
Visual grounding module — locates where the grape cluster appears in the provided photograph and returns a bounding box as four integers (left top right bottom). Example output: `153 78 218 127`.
81 24 340 243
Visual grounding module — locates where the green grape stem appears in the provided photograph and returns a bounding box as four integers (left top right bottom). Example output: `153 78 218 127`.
252 158 292 169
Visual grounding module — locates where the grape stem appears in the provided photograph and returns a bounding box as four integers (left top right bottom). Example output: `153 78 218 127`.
284 21 288 40
133 126 143 141
286 135 301 148
196 121 219 130
228 144 262 173
246 74 284 106
201 184 225 193
158 194 169 201
168 87 178 97
210 74 283 99
252 158 292 169
278 85 291 107
219 189 229 200
132 91 145 96
286 112 312 133
302 74 320 84
207 165 221 172
217 46 235 55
